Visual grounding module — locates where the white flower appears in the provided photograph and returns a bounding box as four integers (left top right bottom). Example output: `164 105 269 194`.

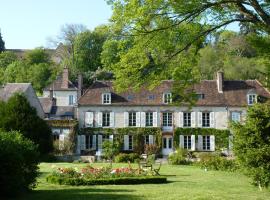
111 170 116 174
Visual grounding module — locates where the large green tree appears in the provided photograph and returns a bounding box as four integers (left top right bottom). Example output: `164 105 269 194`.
0 93 53 155
0 51 17 68
232 103 270 190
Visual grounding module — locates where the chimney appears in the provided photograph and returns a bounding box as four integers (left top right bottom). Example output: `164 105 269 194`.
216 71 224 93
78 73 83 98
61 67 69 89
49 88 53 100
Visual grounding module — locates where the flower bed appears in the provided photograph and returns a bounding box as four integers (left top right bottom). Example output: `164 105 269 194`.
46 165 167 186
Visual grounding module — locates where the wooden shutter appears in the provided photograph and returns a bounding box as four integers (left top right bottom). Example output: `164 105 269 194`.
124 135 129 150
85 112 93 127
191 112 196 127
198 135 202 151
92 135 96 149
153 112 158 127
109 134 114 142
124 112 128 127
179 112 183 127
149 135 154 145
179 135 184 148
210 112 215 128
191 135 196 151
141 112 146 127
210 135 215 151
97 112 102 127
197 112 202 127
80 135 86 150
98 135 102 150
76 135 81 154
136 112 141 127
110 112 114 127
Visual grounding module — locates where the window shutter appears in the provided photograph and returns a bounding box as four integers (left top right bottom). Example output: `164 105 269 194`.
76 135 81 154
109 134 113 142
85 112 93 127
81 135 86 150
124 135 129 150
191 112 196 127
153 112 158 127
191 135 196 151
179 112 183 127
141 112 146 127
210 135 215 151
210 112 215 128
97 112 102 127
110 112 114 127
98 135 103 150
197 112 202 127
124 112 128 127
179 135 184 148
136 112 141 127
92 135 96 149
149 135 154 145
198 135 202 151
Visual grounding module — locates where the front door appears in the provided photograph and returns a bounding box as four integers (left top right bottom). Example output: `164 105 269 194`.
162 136 173 156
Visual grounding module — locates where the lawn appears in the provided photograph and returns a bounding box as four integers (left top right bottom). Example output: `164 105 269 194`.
13 162 270 200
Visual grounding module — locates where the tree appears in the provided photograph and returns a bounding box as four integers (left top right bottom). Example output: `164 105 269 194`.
0 94 53 155
0 30 5 53
231 103 270 190
105 0 270 93
4 60 28 83
102 140 120 167
24 48 51 65
0 51 17 68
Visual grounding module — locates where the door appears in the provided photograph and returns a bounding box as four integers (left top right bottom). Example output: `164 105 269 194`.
162 136 173 156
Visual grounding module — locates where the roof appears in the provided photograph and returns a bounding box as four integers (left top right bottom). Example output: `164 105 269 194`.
44 75 77 91
38 97 53 114
78 80 270 107
0 83 31 101
50 106 75 117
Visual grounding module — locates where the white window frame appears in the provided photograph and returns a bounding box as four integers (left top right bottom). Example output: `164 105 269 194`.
183 135 192 150
231 112 241 122
163 93 172 104
145 112 153 127
68 95 74 105
102 93 111 104
128 112 136 127
128 135 133 150
247 94 257 105
162 112 173 127
183 112 191 127
202 135 211 151
202 112 210 127
102 112 110 127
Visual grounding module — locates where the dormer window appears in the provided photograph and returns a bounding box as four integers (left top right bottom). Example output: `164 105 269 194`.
197 93 205 100
163 93 172 104
247 94 257 105
102 93 111 104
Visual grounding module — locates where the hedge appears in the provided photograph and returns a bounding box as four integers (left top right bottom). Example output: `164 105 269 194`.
174 128 230 149
47 175 167 186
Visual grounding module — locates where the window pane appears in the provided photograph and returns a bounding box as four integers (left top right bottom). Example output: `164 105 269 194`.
163 138 167 148
168 138 172 149
146 112 153 126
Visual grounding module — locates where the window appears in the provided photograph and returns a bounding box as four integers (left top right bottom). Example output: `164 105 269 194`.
183 112 191 127
202 136 211 150
128 112 136 127
196 93 205 100
53 135 59 141
103 134 110 142
163 138 167 148
248 94 256 105
148 95 155 100
168 138 172 148
102 112 110 127
102 93 111 104
231 112 241 122
69 95 74 105
163 112 172 127
86 135 93 149
146 112 153 127
202 112 210 127
128 135 133 150
184 135 192 150
145 135 150 145
127 95 134 100
163 93 172 104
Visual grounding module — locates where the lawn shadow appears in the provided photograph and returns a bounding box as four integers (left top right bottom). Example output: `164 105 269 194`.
12 188 142 200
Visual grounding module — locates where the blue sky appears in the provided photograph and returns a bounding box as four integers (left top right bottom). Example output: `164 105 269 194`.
0 0 112 49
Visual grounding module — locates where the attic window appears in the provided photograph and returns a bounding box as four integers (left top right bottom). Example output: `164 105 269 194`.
127 95 134 100
163 93 172 104
148 95 155 100
197 93 205 100
102 93 111 104
247 94 257 105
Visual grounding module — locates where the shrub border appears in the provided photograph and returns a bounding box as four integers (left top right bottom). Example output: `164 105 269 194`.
47 175 167 185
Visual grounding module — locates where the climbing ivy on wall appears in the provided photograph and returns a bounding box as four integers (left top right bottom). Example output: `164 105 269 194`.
174 128 230 150
79 127 162 154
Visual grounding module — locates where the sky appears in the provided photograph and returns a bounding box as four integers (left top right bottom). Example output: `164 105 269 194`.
0 0 112 49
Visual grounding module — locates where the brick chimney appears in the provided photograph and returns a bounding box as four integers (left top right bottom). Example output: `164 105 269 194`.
216 71 224 93
77 73 83 98
61 67 69 89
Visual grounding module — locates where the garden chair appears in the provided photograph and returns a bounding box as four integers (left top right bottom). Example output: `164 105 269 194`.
151 161 161 176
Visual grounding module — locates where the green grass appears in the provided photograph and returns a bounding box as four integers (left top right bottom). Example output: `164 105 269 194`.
13 162 270 200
